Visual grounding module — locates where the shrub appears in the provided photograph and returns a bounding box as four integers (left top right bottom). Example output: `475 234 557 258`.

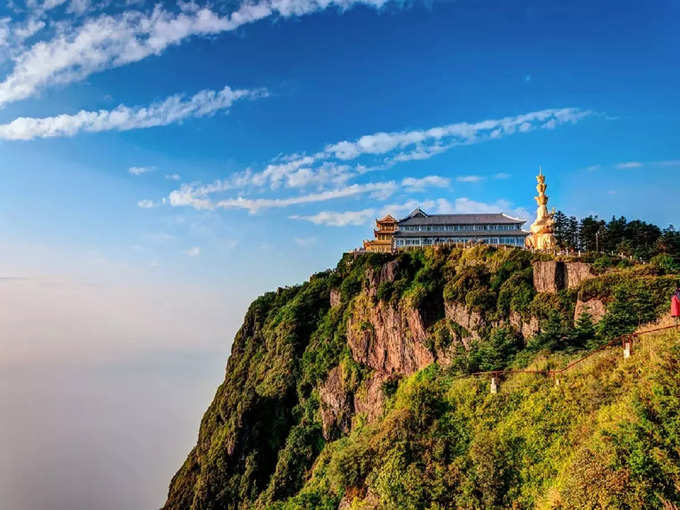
593 254 616 273
376 281 393 302
340 273 362 302
474 327 524 371
444 264 491 303
465 288 497 313
497 268 535 318
597 280 658 339
651 253 679 274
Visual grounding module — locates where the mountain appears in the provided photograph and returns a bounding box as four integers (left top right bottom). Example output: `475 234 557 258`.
162 246 680 509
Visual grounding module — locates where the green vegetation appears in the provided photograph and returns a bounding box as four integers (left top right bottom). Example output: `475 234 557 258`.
553 210 680 262
163 246 680 510
285 330 680 509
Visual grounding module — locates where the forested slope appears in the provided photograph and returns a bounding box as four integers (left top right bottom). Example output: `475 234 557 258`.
163 246 680 509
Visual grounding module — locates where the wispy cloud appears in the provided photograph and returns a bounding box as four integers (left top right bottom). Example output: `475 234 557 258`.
0 1 390 108
324 108 588 161
290 196 531 228
168 108 592 213
380 199 436 218
456 175 483 183
165 173 181 181
175 181 399 214
129 166 153 176
137 199 155 209
590 160 680 171
616 161 643 169
435 197 530 222
0 85 266 140
290 208 377 227
184 246 200 257
401 175 450 191
494 172 511 179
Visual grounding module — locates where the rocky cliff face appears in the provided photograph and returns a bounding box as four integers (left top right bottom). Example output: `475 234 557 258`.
533 260 595 293
163 246 678 510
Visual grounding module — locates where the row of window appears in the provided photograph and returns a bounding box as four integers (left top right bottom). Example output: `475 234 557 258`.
399 224 520 232
395 236 526 247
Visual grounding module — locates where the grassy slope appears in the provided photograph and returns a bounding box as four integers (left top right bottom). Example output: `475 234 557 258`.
277 329 680 509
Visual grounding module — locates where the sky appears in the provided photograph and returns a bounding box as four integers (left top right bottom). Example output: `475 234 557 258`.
0 0 679 508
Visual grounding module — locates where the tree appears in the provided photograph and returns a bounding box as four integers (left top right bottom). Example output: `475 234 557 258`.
655 226 680 264
626 220 661 259
579 216 606 252
567 216 580 250
605 216 627 252
554 211 569 248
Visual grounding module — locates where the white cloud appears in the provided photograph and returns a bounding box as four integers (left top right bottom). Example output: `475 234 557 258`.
292 195 532 228
167 108 592 215
290 208 376 227
380 199 436 218
401 175 450 191
170 181 398 213
324 108 589 161
137 199 155 208
494 172 510 179
33 0 69 11
214 108 591 193
616 161 643 169
184 246 200 257
0 1 389 108
434 197 530 223
456 175 483 183
67 0 91 15
129 166 153 175
14 18 46 41
0 85 265 140
165 173 181 181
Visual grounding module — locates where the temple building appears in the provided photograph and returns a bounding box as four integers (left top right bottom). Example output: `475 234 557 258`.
363 210 528 252
393 210 528 249
524 167 557 250
362 168 560 252
363 214 397 253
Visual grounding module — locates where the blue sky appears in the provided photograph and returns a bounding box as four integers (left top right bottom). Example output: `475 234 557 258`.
0 1 679 508
1 0 679 292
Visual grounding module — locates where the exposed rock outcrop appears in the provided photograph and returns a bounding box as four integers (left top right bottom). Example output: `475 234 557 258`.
319 366 352 440
380 259 400 283
353 373 389 423
565 262 595 289
347 300 434 375
574 298 606 323
533 261 594 293
510 311 540 339
533 261 564 293
330 288 341 308
445 301 483 344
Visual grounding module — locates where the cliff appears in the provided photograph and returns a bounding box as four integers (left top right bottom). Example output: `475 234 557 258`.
163 246 680 510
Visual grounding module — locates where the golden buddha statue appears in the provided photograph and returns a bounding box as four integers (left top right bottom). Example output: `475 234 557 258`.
525 167 557 251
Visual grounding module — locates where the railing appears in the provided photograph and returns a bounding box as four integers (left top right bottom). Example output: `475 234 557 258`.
471 323 680 392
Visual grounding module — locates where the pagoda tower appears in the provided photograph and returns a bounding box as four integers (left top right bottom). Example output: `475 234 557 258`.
363 214 397 253
525 167 557 251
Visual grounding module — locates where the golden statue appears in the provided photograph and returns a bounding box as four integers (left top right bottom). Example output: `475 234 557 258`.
525 167 557 251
